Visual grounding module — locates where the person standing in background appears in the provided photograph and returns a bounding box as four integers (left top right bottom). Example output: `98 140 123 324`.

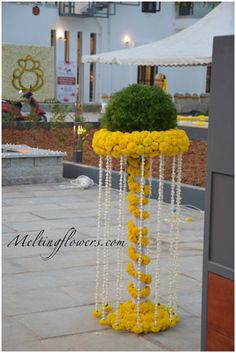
154 73 168 94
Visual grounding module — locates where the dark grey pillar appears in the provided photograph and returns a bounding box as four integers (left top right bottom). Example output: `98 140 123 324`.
201 35 234 351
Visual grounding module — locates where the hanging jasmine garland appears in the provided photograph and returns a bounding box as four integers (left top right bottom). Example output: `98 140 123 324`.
91 84 190 334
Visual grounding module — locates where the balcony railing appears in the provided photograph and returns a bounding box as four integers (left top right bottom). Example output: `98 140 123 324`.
175 2 217 18
58 2 116 18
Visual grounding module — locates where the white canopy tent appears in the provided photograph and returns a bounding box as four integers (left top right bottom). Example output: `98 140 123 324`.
82 2 234 67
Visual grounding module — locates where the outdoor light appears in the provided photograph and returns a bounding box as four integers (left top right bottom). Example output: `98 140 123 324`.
77 124 86 135
73 123 86 163
57 30 64 40
123 34 131 45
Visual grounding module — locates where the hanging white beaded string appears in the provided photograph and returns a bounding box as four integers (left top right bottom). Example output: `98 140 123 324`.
115 155 124 325
101 155 110 319
104 156 112 310
153 154 165 327
145 157 153 275
136 155 145 328
168 155 176 320
119 156 127 303
172 153 183 316
95 155 103 312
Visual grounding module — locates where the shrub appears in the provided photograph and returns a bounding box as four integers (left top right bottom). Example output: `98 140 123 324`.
101 84 177 132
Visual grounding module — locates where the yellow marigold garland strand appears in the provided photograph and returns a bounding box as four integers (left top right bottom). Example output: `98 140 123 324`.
101 156 112 320
105 156 112 312
136 155 145 330
154 153 164 327
115 155 124 326
128 281 151 299
119 156 127 305
92 155 103 319
168 155 176 320
172 154 183 315
128 244 150 265
146 157 153 274
126 262 152 284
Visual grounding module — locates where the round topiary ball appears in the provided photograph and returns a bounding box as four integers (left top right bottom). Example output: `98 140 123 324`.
101 84 177 132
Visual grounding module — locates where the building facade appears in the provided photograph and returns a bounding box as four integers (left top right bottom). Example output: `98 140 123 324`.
2 2 213 103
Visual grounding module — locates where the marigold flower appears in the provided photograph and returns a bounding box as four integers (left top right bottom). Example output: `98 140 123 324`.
132 325 143 334
92 310 101 318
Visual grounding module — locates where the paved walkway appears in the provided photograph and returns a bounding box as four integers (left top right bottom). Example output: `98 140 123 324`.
43 112 102 123
44 111 208 128
2 180 204 351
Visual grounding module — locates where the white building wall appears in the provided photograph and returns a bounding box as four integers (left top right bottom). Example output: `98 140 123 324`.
2 2 209 103
104 2 207 95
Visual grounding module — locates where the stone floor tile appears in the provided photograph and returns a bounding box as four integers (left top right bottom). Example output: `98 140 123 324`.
2 212 43 223
38 329 165 351
3 265 98 292
3 287 84 317
3 339 44 351
15 305 107 338
144 315 201 351
2 317 40 346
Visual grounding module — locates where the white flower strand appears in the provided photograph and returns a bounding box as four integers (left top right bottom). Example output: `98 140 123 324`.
95 155 103 312
153 154 165 327
145 157 153 275
115 155 124 325
119 156 127 303
136 155 145 328
105 156 112 309
172 153 183 316
101 155 110 319
168 155 176 320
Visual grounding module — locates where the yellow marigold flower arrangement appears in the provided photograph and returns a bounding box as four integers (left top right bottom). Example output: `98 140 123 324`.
92 128 190 159
128 281 151 299
128 245 150 265
91 84 189 335
129 204 150 220
126 262 152 284
92 304 112 318
128 175 150 195
103 300 180 334
127 192 149 206
128 232 149 246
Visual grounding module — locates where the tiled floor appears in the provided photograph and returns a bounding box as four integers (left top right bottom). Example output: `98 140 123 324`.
2 181 204 351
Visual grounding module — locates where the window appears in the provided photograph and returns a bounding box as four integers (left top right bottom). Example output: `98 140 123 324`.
50 29 56 47
59 2 75 15
178 2 193 16
137 65 158 85
142 2 161 13
77 32 82 85
206 65 211 93
51 29 57 97
89 33 96 102
64 30 69 63
118 2 140 6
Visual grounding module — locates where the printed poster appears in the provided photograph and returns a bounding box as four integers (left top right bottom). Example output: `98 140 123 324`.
56 61 77 103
